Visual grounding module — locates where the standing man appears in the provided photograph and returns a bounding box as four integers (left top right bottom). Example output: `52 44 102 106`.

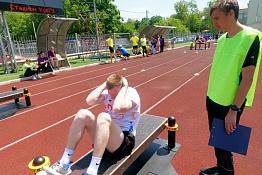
201 0 262 175
51 74 141 175
130 33 139 55
140 34 149 57
159 35 164 53
107 34 117 63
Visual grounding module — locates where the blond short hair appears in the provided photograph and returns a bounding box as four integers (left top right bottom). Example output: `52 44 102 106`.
106 74 123 90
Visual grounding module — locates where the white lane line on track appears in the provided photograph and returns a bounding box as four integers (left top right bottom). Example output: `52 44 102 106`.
1 51 211 107
0 63 212 151
18 51 183 90
0 105 98 152
0 52 212 122
0 52 192 106
142 63 212 114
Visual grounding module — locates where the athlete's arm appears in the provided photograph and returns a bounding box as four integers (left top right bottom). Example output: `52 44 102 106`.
86 82 106 106
113 78 137 113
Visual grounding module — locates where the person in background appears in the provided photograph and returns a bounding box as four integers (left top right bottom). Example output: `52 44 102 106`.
159 35 164 53
48 46 59 70
156 35 160 53
140 34 149 57
38 51 49 73
23 58 42 80
190 40 194 50
107 34 118 63
130 33 139 55
172 36 177 49
118 45 130 60
151 36 156 54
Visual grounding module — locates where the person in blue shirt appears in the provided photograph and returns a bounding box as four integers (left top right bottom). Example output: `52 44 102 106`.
118 45 130 60
151 36 156 54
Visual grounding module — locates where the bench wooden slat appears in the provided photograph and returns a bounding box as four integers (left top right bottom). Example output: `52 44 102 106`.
0 89 23 103
108 116 167 175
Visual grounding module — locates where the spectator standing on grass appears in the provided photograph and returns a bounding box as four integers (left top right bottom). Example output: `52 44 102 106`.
140 34 149 57
156 35 160 53
38 51 49 73
23 58 42 80
151 36 156 54
130 33 139 55
172 37 177 49
200 0 262 175
159 35 164 53
47 46 59 70
51 74 141 175
107 34 118 63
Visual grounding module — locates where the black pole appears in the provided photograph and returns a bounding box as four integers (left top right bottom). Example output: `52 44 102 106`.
168 116 176 149
24 89 31 107
12 86 19 103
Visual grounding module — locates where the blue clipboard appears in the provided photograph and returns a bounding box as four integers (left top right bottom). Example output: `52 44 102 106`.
208 118 251 156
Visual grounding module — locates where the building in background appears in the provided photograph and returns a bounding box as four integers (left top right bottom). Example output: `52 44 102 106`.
246 0 262 31
239 8 248 25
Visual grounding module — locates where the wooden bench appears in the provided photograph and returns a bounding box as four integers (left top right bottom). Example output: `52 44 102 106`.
70 114 181 175
0 87 24 103
0 87 31 105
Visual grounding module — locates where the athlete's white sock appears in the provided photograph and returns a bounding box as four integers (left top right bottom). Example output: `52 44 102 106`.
86 156 101 175
60 148 74 168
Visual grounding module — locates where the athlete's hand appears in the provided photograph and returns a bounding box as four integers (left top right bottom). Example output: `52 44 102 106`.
225 110 237 134
122 77 128 87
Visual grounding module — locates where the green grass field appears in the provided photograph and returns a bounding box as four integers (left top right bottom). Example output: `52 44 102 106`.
0 42 190 83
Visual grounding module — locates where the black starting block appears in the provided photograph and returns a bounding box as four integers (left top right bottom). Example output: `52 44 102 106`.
0 86 33 120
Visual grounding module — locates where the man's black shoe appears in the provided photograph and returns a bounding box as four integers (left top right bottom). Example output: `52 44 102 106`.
200 167 218 175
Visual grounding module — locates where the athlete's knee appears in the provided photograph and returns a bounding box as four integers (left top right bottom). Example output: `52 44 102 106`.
97 112 111 126
75 109 95 122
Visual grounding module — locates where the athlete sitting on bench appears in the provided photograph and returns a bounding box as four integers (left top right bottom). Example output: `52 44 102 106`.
51 74 141 175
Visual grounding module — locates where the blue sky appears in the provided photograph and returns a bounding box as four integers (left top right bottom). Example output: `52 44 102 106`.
112 0 249 21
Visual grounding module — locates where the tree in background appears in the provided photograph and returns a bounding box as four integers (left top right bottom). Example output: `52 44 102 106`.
5 12 45 38
63 0 122 34
4 0 220 38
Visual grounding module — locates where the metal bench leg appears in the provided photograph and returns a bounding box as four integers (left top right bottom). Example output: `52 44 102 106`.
12 86 19 103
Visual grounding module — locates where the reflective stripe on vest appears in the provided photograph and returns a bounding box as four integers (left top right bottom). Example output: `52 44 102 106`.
207 27 262 107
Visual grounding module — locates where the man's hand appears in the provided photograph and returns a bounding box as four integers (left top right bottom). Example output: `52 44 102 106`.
122 77 128 87
225 110 237 134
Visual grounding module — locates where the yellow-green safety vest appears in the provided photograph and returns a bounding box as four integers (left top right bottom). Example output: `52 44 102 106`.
23 62 34 75
207 27 262 107
141 38 147 46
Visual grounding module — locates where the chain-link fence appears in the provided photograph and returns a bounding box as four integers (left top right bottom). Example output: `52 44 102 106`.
2 31 215 63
